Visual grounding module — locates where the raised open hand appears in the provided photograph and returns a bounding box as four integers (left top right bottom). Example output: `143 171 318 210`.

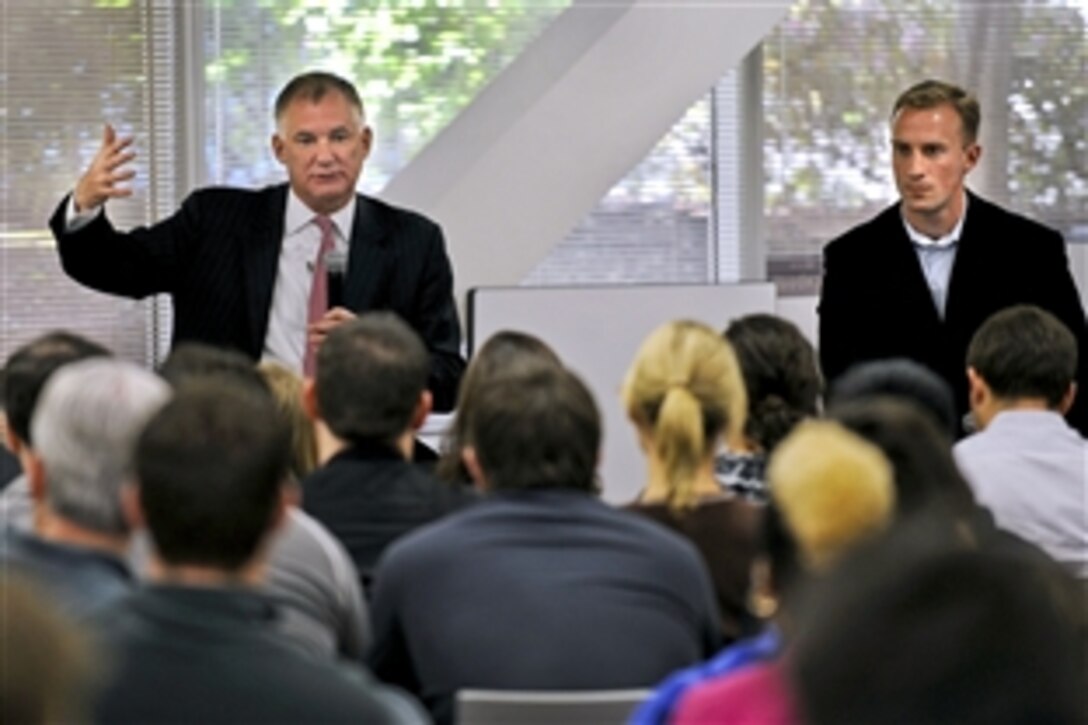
73 124 137 212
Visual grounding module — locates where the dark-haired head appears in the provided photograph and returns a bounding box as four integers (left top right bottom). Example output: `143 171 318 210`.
135 381 291 572
828 358 957 439
315 312 430 446
464 366 600 493
157 342 271 399
4 331 111 446
724 314 822 454
967 305 1077 422
437 331 562 483
792 519 1085 725
828 397 976 520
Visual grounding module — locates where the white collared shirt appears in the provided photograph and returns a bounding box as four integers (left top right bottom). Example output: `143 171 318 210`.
955 409 1088 579
262 190 354 372
902 195 967 319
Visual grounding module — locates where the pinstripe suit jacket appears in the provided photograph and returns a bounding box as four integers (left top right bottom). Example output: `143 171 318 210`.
818 191 1088 435
50 184 465 410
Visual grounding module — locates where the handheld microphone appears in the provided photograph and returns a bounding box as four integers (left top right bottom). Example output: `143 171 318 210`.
325 249 347 310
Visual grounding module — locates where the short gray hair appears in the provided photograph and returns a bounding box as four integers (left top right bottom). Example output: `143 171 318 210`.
31 359 171 535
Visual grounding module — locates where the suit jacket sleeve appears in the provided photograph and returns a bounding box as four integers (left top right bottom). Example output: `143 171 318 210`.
49 192 201 299
1028 230 1088 435
412 223 466 412
817 239 859 386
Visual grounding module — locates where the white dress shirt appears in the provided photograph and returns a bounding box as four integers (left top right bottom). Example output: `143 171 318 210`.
954 409 1088 579
262 191 354 372
902 195 967 320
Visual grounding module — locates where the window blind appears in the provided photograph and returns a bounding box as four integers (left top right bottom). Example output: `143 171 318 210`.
0 0 179 364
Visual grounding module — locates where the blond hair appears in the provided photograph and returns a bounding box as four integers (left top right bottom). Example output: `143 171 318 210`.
258 361 318 480
768 420 895 570
623 320 748 512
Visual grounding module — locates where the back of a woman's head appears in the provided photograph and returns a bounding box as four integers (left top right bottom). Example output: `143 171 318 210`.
764 420 896 598
438 331 562 482
623 320 748 511
828 358 957 440
792 521 1086 725
725 314 822 454
258 361 318 480
828 397 976 520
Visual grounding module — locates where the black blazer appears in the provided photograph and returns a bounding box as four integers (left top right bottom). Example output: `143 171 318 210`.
50 185 465 409
818 192 1088 435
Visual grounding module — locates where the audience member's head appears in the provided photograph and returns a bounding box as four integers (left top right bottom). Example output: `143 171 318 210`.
3 331 111 450
134 381 291 575
623 320 747 511
0 575 94 724
259 361 318 480
463 366 600 493
966 305 1078 427
438 330 562 483
758 420 895 615
828 397 976 521
791 520 1085 725
28 359 171 539
828 357 957 439
724 314 821 455
312 313 430 450
157 342 271 398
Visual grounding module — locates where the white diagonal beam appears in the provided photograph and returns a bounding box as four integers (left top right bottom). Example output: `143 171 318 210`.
383 0 790 301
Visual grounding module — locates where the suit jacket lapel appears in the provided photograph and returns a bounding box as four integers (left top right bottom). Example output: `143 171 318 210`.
943 191 984 326
242 185 287 355
345 195 392 312
882 206 943 329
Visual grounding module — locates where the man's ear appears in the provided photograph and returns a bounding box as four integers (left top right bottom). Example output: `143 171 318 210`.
121 483 145 531
461 446 488 492
3 422 23 457
967 367 988 406
271 133 286 163
281 478 302 509
360 126 373 161
269 484 291 533
302 378 320 423
26 452 46 503
410 390 433 433
964 142 982 173
1059 382 1077 415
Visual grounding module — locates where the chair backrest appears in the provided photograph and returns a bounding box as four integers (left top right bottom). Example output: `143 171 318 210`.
456 688 651 725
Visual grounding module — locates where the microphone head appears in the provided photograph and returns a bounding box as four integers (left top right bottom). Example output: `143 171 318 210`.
324 249 348 275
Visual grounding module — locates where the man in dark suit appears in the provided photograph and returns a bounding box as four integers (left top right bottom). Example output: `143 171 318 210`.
50 71 464 410
818 79 1088 435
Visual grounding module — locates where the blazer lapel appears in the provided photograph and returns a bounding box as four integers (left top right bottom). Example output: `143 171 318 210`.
943 191 984 326
345 195 392 312
242 185 287 354
883 209 943 330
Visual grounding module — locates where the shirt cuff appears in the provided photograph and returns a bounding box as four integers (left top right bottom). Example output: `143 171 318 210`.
65 193 103 232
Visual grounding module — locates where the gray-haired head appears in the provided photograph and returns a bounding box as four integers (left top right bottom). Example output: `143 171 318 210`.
31 359 172 535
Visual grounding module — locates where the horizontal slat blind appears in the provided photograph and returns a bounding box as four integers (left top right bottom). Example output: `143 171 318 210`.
0 0 178 364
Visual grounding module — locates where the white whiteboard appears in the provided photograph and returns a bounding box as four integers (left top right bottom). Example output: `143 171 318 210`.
468 284 777 503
